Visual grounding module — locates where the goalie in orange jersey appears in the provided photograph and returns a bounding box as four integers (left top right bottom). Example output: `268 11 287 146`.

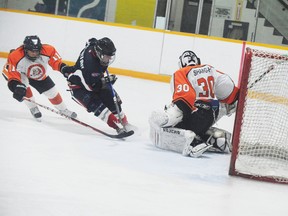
149 50 239 157
2 35 76 119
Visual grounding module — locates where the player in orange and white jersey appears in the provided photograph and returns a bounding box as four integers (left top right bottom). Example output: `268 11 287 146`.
149 50 239 157
2 35 76 119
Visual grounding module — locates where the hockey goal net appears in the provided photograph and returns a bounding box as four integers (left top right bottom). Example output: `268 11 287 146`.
229 47 288 184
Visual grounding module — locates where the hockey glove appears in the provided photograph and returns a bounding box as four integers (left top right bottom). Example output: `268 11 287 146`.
226 100 238 116
13 83 27 102
88 38 97 46
101 74 117 88
60 63 75 78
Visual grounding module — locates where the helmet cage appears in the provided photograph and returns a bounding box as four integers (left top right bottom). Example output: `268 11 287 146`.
23 35 42 61
94 37 116 66
95 50 116 66
178 50 201 68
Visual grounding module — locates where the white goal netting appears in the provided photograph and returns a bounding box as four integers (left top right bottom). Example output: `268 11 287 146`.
233 48 288 183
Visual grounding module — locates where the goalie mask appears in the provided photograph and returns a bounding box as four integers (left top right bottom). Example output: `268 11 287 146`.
94 37 116 66
23 35 42 61
179 50 201 68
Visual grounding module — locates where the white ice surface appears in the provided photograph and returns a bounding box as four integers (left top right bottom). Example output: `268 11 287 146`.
0 59 287 216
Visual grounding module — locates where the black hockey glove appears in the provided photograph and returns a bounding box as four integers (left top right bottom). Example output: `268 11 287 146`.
13 83 27 102
101 74 117 88
88 38 97 46
60 63 75 78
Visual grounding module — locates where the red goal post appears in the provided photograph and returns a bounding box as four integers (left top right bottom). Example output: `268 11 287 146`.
229 47 288 184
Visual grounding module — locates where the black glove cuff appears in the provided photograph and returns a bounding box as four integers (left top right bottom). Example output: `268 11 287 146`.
8 80 21 92
12 83 27 102
60 64 75 78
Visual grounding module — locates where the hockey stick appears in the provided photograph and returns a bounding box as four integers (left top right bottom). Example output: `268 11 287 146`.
248 64 275 89
105 69 131 132
248 57 287 89
24 98 134 139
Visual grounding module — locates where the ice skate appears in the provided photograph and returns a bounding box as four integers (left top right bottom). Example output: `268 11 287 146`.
30 106 42 119
119 114 137 133
60 109 77 118
116 127 125 135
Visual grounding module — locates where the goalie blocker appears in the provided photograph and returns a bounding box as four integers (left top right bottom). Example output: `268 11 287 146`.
149 120 232 158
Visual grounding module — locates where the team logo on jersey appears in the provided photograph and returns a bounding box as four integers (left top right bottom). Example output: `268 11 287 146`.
27 64 46 80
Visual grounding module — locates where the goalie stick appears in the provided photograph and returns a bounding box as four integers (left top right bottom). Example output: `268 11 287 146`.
24 98 134 139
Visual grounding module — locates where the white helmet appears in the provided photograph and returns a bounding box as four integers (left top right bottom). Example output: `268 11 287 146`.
178 50 201 68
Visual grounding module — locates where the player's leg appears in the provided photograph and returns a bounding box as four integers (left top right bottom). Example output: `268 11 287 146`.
70 88 126 133
99 88 136 132
149 120 195 154
176 100 220 157
30 77 77 118
2 70 42 119
24 87 42 118
149 110 211 158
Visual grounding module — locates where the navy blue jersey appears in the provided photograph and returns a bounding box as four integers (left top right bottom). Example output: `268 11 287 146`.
68 42 108 92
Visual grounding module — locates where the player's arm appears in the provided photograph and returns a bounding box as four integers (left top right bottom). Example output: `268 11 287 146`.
43 44 65 72
170 70 197 123
215 72 239 104
152 71 196 128
42 44 76 78
6 56 27 102
215 73 239 118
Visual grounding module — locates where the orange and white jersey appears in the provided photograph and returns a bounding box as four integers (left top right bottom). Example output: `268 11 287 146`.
170 64 238 110
5 44 63 83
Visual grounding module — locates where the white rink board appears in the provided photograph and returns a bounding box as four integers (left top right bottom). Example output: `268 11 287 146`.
0 10 287 79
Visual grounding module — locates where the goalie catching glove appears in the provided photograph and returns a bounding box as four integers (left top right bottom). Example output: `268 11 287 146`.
151 103 183 128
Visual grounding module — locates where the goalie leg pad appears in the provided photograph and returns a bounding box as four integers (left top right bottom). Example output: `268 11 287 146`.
149 121 195 154
205 127 232 153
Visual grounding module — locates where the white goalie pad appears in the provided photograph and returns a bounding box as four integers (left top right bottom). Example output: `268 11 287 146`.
149 121 195 154
149 112 232 156
205 127 232 153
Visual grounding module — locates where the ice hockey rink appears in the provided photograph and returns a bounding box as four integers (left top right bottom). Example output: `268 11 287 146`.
0 58 287 216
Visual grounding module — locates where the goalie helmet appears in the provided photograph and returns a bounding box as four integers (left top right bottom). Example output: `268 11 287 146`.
178 50 201 68
23 35 42 61
94 37 116 66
